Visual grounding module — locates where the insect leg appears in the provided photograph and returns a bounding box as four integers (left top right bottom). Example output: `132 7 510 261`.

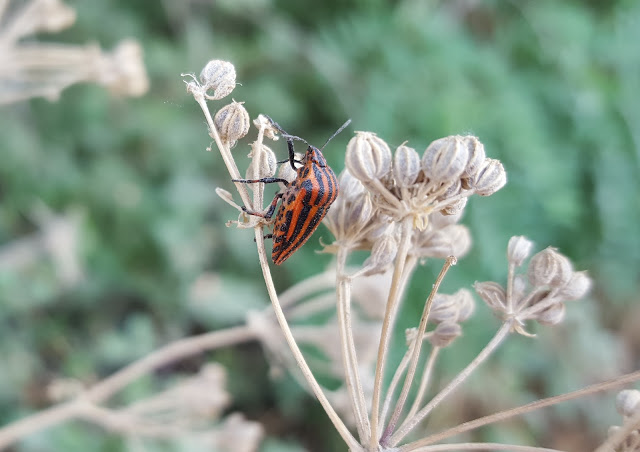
241 192 283 220
232 177 289 185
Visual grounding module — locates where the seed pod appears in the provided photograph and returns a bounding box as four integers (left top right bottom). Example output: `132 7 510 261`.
528 247 573 288
429 294 459 324
507 236 534 267
363 234 398 275
536 301 566 325
199 59 236 100
440 197 467 216
214 101 250 144
246 144 277 179
422 136 470 183
616 389 640 418
253 114 280 140
414 224 471 258
338 170 366 201
429 322 462 348
472 158 507 196
462 136 486 178
453 288 475 322
393 143 421 187
345 132 392 182
474 281 507 311
556 271 592 301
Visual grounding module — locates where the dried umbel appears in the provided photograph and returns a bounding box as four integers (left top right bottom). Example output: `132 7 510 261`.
214 101 250 145
474 237 592 334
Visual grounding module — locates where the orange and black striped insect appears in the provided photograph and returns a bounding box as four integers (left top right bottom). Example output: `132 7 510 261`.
233 116 351 265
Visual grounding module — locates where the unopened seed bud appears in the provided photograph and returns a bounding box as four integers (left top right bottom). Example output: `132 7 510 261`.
363 235 397 275
429 322 462 348
508 236 534 267
422 136 470 183
616 389 640 418
528 247 573 288
453 288 475 322
199 59 236 100
462 136 486 178
556 271 592 301
246 144 277 179
474 281 507 311
393 144 421 187
347 193 374 231
472 158 507 196
536 301 565 325
345 132 392 182
215 101 250 144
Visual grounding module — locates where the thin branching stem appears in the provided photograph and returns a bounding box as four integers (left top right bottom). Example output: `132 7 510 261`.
336 246 372 443
407 443 562 452
370 217 414 450
379 348 411 433
406 346 440 421
390 320 514 446
383 257 456 441
0 326 256 449
253 229 361 451
400 369 640 451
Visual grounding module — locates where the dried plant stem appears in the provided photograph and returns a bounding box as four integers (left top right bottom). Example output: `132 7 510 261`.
336 246 371 443
190 89 252 207
401 369 640 451
0 326 256 450
406 346 440 420
383 257 456 441
370 217 414 450
390 320 514 446
379 348 411 432
253 229 361 452
408 443 562 452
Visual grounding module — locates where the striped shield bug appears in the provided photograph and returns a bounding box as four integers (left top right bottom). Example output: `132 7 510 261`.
233 116 351 264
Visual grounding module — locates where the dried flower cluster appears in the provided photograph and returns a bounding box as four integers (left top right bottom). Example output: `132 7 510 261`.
178 58 604 452
0 0 149 104
605 390 640 452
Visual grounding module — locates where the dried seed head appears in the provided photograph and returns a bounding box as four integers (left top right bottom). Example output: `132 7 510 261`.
616 389 640 418
214 101 250 144
528 247 573 288
199 59 236 100
253 114 280 140
422 136 470 183
556 271 592 301
508 236 534 267
393 143 421 187
246 144 277 179
347 193 374 232
472 158 507 196
429 322 462 347
474 281 507 312
363 234 398 275
536 301 566 325
462 136 486 178
345 132 392 182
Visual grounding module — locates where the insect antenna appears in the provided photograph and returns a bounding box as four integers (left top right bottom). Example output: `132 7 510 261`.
320 119 351 150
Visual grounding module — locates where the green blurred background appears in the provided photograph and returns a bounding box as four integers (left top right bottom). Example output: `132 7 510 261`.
1 0 639 450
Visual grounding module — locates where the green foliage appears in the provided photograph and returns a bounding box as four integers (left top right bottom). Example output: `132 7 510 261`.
1 0 638 450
